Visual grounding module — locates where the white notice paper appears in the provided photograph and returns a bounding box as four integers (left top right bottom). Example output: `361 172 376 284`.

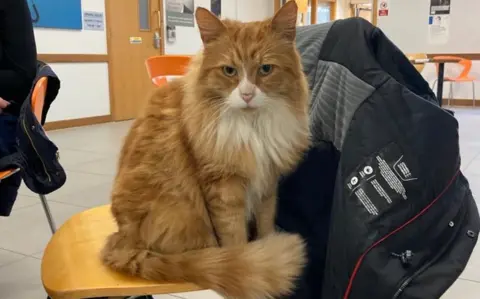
428 14 450 44
83 11 104 31
428 0 451 44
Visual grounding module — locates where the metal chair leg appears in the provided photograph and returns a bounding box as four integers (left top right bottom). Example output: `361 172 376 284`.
448 82 453 106
39 194 56 234
432 79 438 91
473 81 476 107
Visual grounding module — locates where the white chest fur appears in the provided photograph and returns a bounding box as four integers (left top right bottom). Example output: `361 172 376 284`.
215 103 305 220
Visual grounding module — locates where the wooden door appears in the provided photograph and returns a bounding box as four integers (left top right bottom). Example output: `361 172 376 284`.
106 0 165 121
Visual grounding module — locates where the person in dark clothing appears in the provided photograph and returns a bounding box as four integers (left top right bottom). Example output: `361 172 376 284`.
0 0 37 216
0 0 37 112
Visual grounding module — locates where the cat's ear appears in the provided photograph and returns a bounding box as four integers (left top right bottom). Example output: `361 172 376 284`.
195 7 226 44
271 0 298 41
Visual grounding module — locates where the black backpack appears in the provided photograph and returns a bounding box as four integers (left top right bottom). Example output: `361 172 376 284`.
0 62 66 194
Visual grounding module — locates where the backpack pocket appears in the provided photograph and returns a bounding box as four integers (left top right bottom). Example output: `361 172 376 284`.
17 108 66 194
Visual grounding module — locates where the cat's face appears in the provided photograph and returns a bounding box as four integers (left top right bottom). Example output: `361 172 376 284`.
194 1 304 112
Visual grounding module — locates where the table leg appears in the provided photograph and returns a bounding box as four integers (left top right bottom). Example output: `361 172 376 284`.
437 63 445 106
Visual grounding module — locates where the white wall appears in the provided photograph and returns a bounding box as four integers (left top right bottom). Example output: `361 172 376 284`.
34 0 107 55
222 0 237 19
376 0 480 54
376 0 480 101
164 0 274 55
236 0 274 22
36 0 110 122
45 64 110 122
336 0 351 19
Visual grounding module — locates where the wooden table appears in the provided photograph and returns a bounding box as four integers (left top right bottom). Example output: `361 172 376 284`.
409 57 461 106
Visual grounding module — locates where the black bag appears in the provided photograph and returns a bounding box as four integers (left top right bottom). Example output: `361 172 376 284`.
0 63 66 194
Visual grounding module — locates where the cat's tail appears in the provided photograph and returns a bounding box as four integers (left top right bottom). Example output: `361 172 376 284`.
101 232 306 299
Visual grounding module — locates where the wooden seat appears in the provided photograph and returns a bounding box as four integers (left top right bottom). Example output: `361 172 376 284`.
407 53 428 73
41 204 202 299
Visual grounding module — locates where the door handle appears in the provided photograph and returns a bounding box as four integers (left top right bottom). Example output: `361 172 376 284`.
155 10 162 29
153 31 161 49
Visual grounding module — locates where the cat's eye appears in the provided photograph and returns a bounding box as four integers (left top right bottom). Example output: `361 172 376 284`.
259 64 273 76
222 66 237 77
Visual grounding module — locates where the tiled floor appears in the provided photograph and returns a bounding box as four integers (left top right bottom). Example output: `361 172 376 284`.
1 108 480 299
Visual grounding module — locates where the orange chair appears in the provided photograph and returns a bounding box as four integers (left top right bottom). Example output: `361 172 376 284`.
0 77 56 233
0 169 20 183
145 55 191 86
42 60 204 298
41 205 202 299
433 56 477 107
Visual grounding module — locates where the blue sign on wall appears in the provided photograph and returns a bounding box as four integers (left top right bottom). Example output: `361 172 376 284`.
28 0 83 30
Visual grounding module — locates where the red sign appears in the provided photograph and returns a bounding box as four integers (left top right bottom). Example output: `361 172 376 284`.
379 1 389 16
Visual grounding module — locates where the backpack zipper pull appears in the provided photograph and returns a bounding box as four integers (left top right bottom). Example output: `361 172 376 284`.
391 250 415 267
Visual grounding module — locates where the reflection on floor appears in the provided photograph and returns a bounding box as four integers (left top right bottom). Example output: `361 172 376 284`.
1 108 480 299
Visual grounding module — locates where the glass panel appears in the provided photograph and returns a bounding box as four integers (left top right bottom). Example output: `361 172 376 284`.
305 10 311 25
317 3 331 24
139 0 150 31
305 2 331 25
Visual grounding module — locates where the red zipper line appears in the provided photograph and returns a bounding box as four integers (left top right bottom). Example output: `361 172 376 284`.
343 169 461 299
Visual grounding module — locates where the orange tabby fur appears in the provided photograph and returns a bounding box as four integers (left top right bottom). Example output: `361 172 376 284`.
101 2 310 298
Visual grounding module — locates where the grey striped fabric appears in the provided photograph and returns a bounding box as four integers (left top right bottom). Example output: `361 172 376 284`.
296 23 333 84
296 23 375 150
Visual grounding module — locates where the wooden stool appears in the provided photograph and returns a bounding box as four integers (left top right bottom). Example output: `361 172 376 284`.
41 205 202 299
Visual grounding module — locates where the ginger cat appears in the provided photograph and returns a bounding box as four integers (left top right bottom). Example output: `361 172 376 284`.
101 2 310 298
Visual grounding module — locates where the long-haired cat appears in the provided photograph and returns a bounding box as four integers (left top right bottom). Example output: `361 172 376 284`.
101 2 310 298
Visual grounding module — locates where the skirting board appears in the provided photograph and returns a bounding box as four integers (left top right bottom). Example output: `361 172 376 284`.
38 54 109 63
44 115 112 131
442 98 478 107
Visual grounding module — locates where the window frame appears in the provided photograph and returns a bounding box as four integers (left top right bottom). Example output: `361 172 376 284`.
274 0 336 25
138 0 151 32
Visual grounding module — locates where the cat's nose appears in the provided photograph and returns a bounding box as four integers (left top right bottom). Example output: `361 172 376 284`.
241 93 254 103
